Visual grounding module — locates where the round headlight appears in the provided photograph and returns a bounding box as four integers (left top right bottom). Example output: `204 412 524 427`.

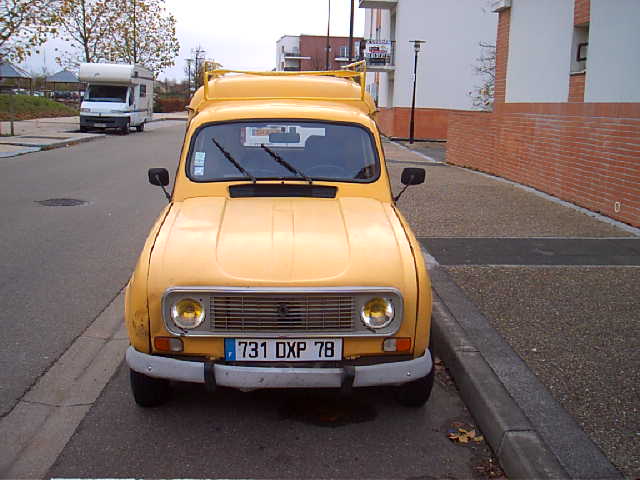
361 297 394 329
171 298 204 329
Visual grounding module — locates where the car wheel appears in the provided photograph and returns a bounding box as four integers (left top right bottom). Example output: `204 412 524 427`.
121 121 130 135
136 122 145 132
129 369 170 407
395 367 434 407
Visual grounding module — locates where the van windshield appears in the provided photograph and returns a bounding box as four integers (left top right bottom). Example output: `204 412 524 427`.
187 121 379 183
85 85 128 102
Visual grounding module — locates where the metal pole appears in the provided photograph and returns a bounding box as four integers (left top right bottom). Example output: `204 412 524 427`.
348 0 355 61
325 0 331 70
186 59 192 101
409 47 418 144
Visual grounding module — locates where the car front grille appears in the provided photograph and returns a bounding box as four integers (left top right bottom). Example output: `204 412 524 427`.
209 294 354 332
162 287 403 337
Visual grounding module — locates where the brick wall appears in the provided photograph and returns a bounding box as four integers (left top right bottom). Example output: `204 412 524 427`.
574 0 590 25
448 103 640 227
568 73 586 102
494 8 511 104
375 107 458 140
299 35 363 71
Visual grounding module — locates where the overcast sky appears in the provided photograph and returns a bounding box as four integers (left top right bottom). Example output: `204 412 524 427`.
22 0 366 80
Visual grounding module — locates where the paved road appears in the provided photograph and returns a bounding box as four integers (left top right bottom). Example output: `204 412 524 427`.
0 122 183 417
48 366 494 479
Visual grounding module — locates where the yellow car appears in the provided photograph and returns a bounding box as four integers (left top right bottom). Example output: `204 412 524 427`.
125 63 432 407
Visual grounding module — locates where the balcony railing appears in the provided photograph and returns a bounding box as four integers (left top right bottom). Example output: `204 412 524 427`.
359 0 397 9
363 40 395 71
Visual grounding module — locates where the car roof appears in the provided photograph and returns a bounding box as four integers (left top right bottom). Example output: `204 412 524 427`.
187 72 376 119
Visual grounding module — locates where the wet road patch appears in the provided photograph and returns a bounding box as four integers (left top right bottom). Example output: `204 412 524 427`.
279 391 377 427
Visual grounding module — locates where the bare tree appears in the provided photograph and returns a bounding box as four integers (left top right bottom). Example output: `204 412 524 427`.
53 0 120 67
54 0 179 75
107 0 179 75
0 0 59 62
469 41 495 111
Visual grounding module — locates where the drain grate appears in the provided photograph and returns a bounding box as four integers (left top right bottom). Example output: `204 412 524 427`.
36 198 89 207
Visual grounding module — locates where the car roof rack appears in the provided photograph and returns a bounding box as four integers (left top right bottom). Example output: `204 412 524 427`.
202 60 368 105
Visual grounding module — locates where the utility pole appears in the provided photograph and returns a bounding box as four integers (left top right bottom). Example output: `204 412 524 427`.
408 40 425 144
325 0 331 70
348 0 355 61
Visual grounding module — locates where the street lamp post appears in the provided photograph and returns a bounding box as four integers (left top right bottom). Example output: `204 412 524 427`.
186 58 193 101
408 40 425 144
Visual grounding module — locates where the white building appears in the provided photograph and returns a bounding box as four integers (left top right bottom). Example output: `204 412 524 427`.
275 36 309 72
360 0 497 139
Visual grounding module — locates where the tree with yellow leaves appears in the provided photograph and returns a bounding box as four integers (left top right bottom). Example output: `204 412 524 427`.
0 0 59 62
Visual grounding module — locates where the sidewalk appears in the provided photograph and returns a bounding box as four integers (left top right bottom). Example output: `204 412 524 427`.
384 139 639 479
0 112 187 158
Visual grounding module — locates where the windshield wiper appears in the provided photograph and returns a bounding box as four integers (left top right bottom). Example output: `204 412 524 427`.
211 137 256 183
260 144 313 184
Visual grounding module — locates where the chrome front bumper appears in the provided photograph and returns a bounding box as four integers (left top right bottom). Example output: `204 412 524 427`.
126 346 432 390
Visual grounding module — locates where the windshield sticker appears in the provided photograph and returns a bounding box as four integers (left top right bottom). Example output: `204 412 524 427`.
242 125 325 148
193 166 204 176
194 151 206 165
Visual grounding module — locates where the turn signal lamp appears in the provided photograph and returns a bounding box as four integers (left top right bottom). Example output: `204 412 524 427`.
361 297 394 329
171 298 205 329
154 337 183 352
383 337 411 352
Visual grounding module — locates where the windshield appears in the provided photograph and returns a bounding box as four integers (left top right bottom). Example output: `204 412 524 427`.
85 85 128 103
187 121 379 183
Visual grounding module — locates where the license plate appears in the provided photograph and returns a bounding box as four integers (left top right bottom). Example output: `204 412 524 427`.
225 338 342 361
94 123 106 128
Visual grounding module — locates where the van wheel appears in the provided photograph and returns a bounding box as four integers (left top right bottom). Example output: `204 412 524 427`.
130 369 170 407
395 368 434 407
136 122 145 132
121 121 130 135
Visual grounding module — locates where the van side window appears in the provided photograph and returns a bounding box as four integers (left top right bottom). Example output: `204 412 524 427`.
140 85 146 98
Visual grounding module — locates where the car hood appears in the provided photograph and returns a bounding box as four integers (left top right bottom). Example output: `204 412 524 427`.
148 196 416 292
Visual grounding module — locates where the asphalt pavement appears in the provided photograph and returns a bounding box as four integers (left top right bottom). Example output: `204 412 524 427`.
0 121 184 417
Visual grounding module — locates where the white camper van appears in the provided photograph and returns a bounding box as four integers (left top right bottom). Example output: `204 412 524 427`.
79 63 154 134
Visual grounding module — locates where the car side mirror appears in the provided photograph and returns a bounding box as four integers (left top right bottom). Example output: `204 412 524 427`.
401 167 426 186
148 168 171 201
148 168 169 186
394 167 426 203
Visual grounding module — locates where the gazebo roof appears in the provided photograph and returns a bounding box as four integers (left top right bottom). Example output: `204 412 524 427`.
46 70 79 83
0 61 31 79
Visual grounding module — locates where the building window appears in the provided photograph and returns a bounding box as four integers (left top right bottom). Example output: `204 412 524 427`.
339 45 349 58
571 26 589 73
140 84 146 97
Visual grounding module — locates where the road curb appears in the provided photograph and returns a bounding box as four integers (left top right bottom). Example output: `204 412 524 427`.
428 264 622 479
39 134 106 151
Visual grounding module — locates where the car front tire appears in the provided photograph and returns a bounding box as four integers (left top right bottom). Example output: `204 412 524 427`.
136 122 145 132
395 367 434 407
130 369 170 407
121 121 130 135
